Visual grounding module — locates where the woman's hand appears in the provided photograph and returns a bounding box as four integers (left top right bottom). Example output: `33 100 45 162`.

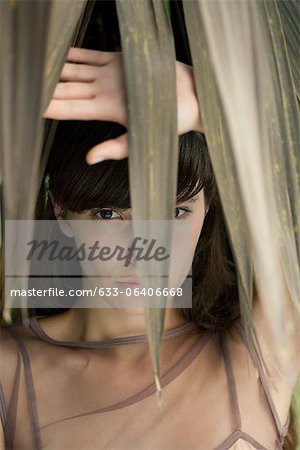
44 47 202 164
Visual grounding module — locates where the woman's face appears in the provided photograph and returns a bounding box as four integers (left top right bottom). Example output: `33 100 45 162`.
55 190 207 310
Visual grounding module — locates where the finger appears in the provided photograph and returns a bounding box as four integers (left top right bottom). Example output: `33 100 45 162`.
67 47 118 66
86 134 128 164
44 97 127 124
60 63 99 82
43 99 100 120
53 82 95 100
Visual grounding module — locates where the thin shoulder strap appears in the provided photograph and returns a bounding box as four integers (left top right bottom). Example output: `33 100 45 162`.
220 330 242 431
0 383 7 429
3 346 21 450
233 319 288 438
6 327 42 450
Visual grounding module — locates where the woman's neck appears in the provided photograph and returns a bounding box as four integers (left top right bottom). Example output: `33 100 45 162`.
69 307 186 340
39 307 186 342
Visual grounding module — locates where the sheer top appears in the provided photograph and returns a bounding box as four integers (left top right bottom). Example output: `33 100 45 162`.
0 316 290 450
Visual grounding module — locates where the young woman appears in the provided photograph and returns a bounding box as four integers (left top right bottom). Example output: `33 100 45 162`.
0 48 299 450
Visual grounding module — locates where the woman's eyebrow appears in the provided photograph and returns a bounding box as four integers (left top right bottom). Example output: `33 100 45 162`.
177 195 200 204
100 196 201 211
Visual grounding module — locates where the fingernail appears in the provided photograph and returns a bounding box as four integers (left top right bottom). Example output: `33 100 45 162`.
86 155 106 165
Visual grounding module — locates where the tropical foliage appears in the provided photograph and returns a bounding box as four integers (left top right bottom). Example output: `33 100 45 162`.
0 0 299 443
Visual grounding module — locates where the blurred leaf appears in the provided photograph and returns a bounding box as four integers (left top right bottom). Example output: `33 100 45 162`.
183 0 300 360
0 0 86 321
42 1 88 113
116 0 177 396
277 0 300 102
38 1 95 220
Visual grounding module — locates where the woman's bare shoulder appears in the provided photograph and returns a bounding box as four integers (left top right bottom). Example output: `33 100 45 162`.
226 300 298 428
226 293 299 386
0 321 39 372
0 324 20 360
1 321 34 345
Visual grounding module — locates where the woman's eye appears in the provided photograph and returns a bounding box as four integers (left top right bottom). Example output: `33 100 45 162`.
175 207 191 219
93 209 122 220
92 208 189 220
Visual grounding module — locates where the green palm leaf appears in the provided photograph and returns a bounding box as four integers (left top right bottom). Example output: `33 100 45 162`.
116 0 177 397
0 0 87 322
183 0 300 359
